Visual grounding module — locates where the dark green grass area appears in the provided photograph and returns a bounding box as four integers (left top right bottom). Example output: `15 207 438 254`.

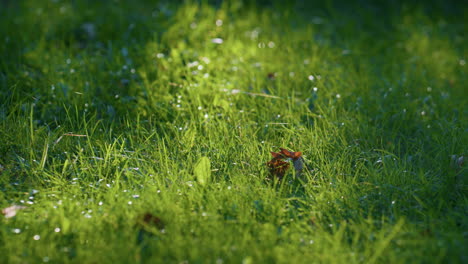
0 0 467 263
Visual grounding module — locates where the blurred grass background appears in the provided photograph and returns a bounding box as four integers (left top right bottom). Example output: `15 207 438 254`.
0 0 466 263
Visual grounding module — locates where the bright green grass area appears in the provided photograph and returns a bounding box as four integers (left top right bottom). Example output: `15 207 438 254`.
0 0 467 263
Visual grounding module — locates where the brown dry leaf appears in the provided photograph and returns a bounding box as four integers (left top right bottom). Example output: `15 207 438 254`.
267 148 304 180
308 216 318 226
139 213 164 229
136 212 165 245
279 148 302 159
267 157 290 180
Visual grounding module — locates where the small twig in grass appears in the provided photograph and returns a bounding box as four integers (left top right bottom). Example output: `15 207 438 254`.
169 82 182 87
244 92 281 99
221 88 282 99
267 122 290 125
54 133 88 145
63 133 88 137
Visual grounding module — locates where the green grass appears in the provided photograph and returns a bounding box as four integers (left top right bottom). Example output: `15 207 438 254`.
0 0 467 263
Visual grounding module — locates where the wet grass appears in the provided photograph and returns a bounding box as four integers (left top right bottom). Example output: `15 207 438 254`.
0 0 467 263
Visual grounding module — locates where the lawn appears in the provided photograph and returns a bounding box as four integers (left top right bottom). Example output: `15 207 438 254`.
0 0 467 263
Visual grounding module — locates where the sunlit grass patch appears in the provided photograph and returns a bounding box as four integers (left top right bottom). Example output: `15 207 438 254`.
0 0 466 263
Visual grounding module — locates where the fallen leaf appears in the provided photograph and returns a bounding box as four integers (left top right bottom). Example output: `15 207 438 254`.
2 205 27 218
267 148 304 180
140 213 164 229
267 158 290 180
136 213 165 245
279 148 302 160
420 228 433 237
194 156 211 185
270 151 285 159
308 216 317 226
